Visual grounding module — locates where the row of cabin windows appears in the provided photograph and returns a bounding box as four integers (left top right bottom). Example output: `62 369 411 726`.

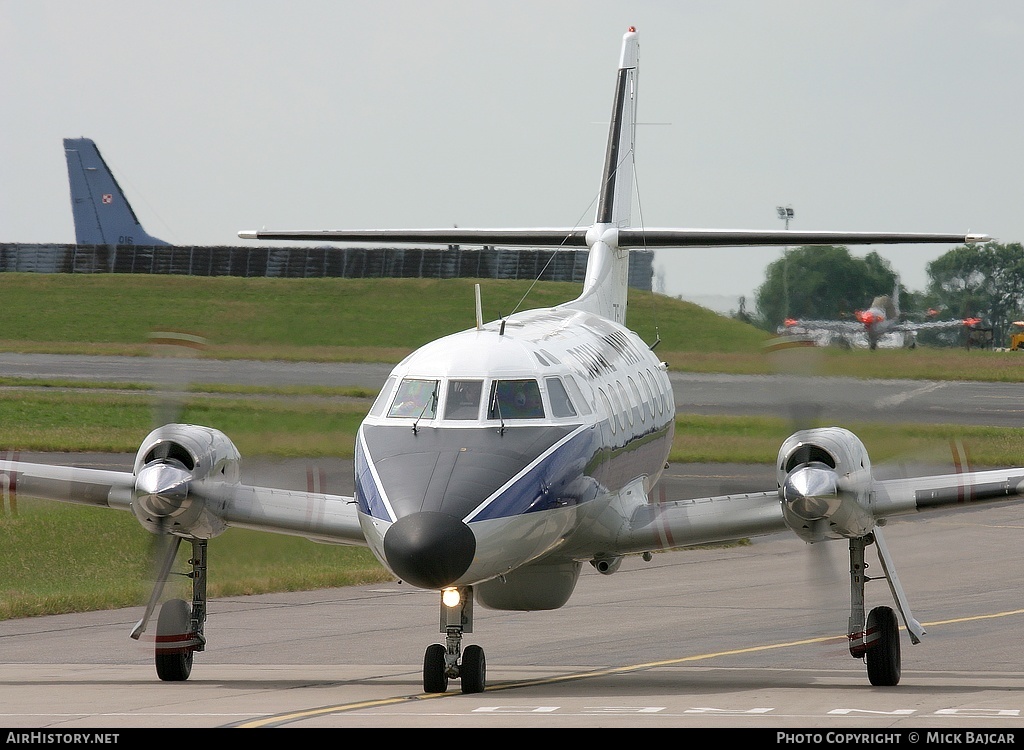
595 368 672 435
370 375 592 423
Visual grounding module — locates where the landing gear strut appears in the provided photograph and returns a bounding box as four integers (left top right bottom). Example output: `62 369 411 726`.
132 537 209 682
846 530 925 686
423 586 486 694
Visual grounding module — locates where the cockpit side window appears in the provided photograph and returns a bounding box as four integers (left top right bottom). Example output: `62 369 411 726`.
545 377 577 418
369 376 397 418
444 379 483 420
563 375 593 416
488 379 544 420
388 378 439 419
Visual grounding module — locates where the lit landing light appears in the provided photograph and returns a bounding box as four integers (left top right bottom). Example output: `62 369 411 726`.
442 587 461 608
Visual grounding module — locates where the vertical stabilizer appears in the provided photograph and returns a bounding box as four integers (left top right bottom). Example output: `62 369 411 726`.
563 27 639 325
64 138 169 246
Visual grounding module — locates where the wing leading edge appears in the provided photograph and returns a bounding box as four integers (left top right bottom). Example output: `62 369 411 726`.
0 457 366 546
239 228 990 249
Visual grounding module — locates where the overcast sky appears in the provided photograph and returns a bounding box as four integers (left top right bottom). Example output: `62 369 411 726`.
2 1 1021 314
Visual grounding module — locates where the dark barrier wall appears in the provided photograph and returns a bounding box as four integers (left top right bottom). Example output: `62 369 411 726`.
0 244 654 290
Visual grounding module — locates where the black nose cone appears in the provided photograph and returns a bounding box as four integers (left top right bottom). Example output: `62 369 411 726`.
383 511 476 589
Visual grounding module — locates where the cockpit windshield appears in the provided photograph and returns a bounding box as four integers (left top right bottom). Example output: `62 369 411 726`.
444 380 483 420
388 378 438 418
488 379 544 420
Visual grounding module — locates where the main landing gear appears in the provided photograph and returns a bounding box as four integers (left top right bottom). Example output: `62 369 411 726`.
131 537 208 681
423 586 486 694
846 530 925 686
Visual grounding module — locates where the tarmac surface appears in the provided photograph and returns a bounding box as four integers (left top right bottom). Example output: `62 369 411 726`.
1 354 1024 730
1 499 1023 730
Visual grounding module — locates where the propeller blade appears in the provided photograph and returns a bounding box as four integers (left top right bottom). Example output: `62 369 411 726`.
131 534 183 640
148 329 208 428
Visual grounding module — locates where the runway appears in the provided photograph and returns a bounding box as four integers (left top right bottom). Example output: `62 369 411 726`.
1 352 1023 427
2 500 1023 729
2 355 1024 729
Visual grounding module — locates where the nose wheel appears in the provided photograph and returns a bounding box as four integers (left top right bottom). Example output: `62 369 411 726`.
423 586 486 694
131 538 209 682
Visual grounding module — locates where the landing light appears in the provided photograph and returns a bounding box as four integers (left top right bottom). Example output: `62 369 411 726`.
442 587 461 608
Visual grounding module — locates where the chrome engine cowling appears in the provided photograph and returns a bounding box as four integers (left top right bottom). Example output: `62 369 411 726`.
131 424 241 539
777 426 876 542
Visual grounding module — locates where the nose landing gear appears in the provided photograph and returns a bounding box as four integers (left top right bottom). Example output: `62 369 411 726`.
422 586 486 694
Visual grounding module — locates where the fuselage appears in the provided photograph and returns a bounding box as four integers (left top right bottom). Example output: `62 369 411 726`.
353 305 675 591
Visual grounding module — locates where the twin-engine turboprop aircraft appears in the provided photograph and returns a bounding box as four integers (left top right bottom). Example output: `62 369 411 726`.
782 277 978 350
2 27 1014 694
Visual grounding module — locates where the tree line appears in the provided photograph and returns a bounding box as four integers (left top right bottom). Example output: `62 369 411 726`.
743 242 1024 347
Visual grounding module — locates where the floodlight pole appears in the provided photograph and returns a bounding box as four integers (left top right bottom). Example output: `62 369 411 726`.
777 206 794 319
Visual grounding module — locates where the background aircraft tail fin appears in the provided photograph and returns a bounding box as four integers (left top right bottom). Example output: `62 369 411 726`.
64 138 169 246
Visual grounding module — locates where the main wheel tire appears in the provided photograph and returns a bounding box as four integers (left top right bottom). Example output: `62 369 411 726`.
865 605 901 686
460 644 486 694
155 598 194 682
423 643 448 693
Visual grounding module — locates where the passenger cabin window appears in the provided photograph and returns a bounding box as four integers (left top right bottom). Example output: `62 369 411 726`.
488 379 544 420
545 377 577 418
598 388 615 434
445 380 483 420
388 378 439 419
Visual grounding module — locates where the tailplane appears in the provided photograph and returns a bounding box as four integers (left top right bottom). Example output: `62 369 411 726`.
64 138 169 246
239 27 987 328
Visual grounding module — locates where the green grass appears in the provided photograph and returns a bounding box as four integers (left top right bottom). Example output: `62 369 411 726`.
0 391 368 456
0 499 391 620
671 414 1024 466
1 272 1022 621
0 273 764 358
3 273 1023 380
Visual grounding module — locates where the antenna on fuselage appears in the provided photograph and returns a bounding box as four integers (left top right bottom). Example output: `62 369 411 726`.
475 284 483 330
499 318 506 336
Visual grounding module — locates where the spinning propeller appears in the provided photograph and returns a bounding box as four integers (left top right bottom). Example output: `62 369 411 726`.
128 331 211 673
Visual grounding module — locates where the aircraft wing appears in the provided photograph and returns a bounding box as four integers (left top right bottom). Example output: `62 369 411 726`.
0 456 367 546
239 228 990 249
892 319 973 332
615 229 990 248
785 318 862 333
622 490 789 552
604 459 1024 558
0 459 138 510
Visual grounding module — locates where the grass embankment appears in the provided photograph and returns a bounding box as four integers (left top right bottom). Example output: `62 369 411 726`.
1 273 1021 620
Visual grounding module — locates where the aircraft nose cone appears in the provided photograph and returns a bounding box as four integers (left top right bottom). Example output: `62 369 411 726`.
383 511 476 589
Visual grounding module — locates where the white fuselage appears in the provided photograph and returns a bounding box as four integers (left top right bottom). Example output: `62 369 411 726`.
353 304 675 591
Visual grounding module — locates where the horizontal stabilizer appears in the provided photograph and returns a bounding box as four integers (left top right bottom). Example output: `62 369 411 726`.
239 227 989 249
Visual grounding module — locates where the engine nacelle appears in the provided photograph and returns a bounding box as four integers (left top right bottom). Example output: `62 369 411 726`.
131 423 241 539
475 560 582 611
777 426 876 543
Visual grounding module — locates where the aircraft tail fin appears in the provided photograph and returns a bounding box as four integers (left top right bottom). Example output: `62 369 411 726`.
64 138 169 246
562 26 640 324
